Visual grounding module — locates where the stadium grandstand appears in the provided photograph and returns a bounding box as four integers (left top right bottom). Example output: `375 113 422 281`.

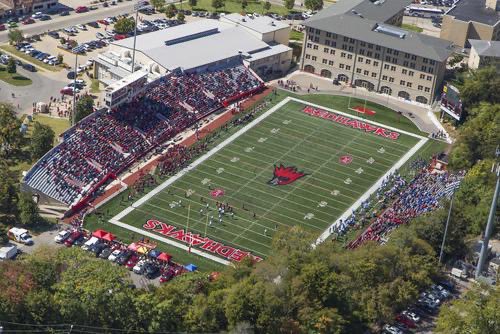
22 63 263 213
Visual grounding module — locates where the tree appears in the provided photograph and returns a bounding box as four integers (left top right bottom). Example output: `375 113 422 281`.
241 0 248 11
30 122 55 160
459 67 500 110
114 17 135 34
212 0 225 12
17 192 39 225
263 1 271 13
177 12 186 23
189 0 197 8
57 54 63 65
304 0 323 11
284 0 295 12
0 163 17 216
6 58 16 74
165 4 177 18
0 103 22 156
75 95 94 123
7 29 23 45
436 284 500 334
150 0 165 10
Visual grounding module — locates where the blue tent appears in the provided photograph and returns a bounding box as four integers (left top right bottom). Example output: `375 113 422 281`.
184 264 198 272
149 249 161 258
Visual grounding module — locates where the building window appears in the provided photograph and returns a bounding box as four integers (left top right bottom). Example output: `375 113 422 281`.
382 75 388 80
392 57 398 63
402 69 407 74
326 32 332 38
314 37 319 42
371 72 377 78
426 75 432 81
430 59 435 65
368 43 373 49
367 51 373 57
324 47 329 53
343 36 349 42
350 38 355 43
421 65 427 71
418 85 423 90
364 70 369 75
425 87 430 92
411 55 417 60
342 44 347 50
315 29 321 34
313 45 318 50
359 49 365 55
357 68 362 73
375 53 380 59
360 42 366 47
420 74 425 79
348 46 354 52
332 41 337 47
407 82 412 88
403 61 409 67
391 66 396 71
366 59 371 65
325 40 330 46
405 53 410 59
393 50 399 56
384 64 390 69
410 63 415 69
400 80 405 85
347 54 353 59
339 63 345 69
341 52 346 58
376 45 381 51
389 77 394 82
374 61 379 66
323 59 328 64
307 43 312 48
428 67 434 73
423 58 428 63
312 56 317 61
328 60 334 65
387 49 392 54
385 55 391 62
358 57 364 62
346 65 351 70
305 54 311 59
330 49 335 55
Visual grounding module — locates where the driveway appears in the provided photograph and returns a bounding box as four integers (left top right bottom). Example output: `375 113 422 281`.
0 66 67 115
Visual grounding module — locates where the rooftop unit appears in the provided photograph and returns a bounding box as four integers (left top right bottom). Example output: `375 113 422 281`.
373 23 406 39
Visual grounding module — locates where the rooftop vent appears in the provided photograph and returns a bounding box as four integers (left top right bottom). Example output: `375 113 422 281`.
373 24 406 39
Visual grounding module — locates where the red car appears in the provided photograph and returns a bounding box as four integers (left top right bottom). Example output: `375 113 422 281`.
75 6 89 13
125 254 139 270
60 87 78 96
0 24 5 31
64 231 83 247
114 34 126 40
97 19 109 25
159 270 175 283
395 314 416 328
23 18 35 25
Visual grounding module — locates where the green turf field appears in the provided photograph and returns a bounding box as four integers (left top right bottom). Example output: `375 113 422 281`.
111 97 424 263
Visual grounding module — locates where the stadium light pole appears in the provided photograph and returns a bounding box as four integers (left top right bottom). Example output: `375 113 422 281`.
71 51 78 126
439 195 454 264
131 1 146 73
475 153 500 279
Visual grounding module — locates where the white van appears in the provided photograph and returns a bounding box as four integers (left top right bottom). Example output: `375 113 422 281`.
82 236 99 251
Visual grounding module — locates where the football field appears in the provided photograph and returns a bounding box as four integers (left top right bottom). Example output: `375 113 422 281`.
111 97 426 264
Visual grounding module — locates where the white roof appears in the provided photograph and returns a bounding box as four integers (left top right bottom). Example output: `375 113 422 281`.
111 20 271 71
247 44 292 62
222 13 289 34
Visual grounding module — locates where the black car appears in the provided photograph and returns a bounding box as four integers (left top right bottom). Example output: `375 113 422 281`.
116 250 132 265
144 263 160 279
48 31 59 39
22 63 36 72
60 11 70 16
88 21 99 28
90 243 108 257
67 71 76 79
14 59 22 66
40 15 51 21
99 247 112 259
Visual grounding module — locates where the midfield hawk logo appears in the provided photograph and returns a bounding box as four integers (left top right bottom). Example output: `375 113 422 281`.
268 164 307 186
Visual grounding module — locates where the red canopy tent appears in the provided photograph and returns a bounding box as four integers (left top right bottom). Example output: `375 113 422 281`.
102 232 115 242
92 229 108 239
157 252 172 262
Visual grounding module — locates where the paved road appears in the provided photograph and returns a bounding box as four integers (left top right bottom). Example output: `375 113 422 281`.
0 66 67 114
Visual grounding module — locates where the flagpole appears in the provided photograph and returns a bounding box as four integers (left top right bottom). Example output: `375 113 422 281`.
204 213 209 238
186 205 191 253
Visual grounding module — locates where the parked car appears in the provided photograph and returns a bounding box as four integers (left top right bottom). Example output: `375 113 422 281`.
40 15 51 21
401 310 420 323
144 263 160 279
73 235 88 247
382 324 403 334
22 18 35 25
159 270 174 283
31 12 43 19
125 254 139 269
0 24 6 31
96 32 105 39
60 11 70 16
395 314 416 328
88 21 99 28
48 31 59 39
133 260 146 274
76 24 87 31
64 231 83 247
54 230 71 243
90 243 108 257
22 63 36 72
116 250 133 265
108 249 123 262
75 6 89 13
99 247 113 259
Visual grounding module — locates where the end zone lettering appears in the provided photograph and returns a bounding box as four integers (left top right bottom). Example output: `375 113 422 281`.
143 219 263 263
302 106 400 140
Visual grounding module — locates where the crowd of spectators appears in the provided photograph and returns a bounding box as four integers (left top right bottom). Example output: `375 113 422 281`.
344 166 465 249
24 64 262 206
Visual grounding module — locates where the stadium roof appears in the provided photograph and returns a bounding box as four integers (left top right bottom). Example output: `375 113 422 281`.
445 0 500 26
469 39 500 57
305 0 453 61
221 13 289 33
309 0 412 23
111 20 275 71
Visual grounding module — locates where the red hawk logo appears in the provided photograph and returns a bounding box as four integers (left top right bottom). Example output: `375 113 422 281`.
268 164 306 186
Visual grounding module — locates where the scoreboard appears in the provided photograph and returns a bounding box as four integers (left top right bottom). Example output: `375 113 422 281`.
440 84 463 121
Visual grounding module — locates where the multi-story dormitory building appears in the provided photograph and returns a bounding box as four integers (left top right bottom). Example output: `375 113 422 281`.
301 0 454 104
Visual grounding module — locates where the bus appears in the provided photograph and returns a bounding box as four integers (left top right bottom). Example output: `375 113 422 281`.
406 6 444 16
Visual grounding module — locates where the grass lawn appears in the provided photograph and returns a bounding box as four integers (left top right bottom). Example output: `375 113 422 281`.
90 79 100 93
191 0 296 15
33 114 70 139
0 67 32 86
402 23 423 33
0 45 61 72
290 30 304 41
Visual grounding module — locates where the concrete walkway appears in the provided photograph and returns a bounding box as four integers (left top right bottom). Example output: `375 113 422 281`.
272 71 444 136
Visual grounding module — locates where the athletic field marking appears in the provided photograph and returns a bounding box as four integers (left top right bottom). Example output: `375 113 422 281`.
110 97 426 265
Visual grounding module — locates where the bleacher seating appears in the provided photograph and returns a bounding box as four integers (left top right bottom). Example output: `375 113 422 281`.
24 64 262 206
